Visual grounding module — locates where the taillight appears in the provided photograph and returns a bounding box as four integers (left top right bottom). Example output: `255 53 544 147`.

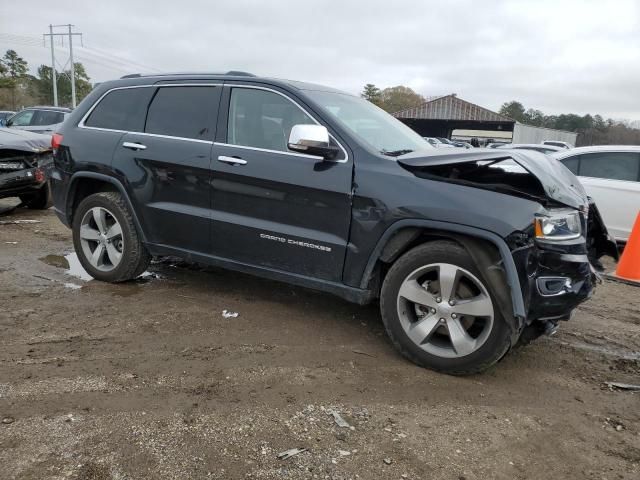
34 168 45 183
51 133 63 150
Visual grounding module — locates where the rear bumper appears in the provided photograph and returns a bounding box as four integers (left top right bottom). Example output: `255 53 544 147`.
0 168 47 199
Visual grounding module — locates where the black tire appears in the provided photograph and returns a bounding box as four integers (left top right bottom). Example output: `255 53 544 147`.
20 182 53 210
72 192 151 282
380 240 512 375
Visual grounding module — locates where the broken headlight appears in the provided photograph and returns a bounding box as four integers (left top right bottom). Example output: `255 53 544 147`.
534 209 582 241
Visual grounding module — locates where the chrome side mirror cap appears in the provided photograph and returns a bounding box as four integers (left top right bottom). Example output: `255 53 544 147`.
288 124 339 160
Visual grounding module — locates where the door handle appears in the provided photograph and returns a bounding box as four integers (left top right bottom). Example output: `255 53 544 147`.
218 155 247 165
122 142 147 151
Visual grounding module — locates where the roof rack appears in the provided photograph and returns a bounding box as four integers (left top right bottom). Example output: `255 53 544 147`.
120 71 256 79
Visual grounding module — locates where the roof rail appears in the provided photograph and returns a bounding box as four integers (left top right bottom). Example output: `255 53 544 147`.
120 71 256 79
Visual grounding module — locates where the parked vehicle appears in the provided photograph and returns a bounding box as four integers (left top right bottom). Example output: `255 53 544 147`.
543 140 573 149
50 72 617 374
0 111 15 124
552 146 640 242
5 106 71 135
450 140 473 149
0 128 53 209
423 137 455 148
495 143 564 154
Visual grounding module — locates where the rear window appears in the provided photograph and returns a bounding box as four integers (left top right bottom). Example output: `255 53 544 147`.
85 87 155 131
560 156 579 174
32 110 64 126
145 86 219 140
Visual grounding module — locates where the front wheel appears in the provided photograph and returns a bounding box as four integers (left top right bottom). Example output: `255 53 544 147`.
380 241 512 375
72 192 151 282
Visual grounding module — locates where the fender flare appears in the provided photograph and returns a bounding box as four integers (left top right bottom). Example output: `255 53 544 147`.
360 219 526 320
66 172 147 242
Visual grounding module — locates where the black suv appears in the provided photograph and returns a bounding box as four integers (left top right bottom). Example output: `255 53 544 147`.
50 72 617 374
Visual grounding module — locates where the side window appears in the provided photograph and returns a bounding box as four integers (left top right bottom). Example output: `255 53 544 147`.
85 87 155 132
579 152 640 181
227 88 315 152
145 86 219 140
560 156 579 175
31 110 64 126
9 110 35 126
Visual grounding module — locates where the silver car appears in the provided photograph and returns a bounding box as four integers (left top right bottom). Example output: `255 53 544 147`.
4 106 71 134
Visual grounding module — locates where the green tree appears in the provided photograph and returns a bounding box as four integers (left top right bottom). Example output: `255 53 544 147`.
498 101 526 122
361 83 381 106
0 49 29 109
34 63 92 107
378 86 425 113
523 108 545 126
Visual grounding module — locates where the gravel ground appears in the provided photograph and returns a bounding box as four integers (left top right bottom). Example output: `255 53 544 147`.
1 199 639 480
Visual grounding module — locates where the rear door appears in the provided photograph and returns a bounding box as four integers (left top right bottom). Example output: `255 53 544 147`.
210 84 353 282
561 151 640 241
112 84 221 254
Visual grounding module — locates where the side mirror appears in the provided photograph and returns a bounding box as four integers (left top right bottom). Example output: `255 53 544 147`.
0 118 8 127
288 124 339 160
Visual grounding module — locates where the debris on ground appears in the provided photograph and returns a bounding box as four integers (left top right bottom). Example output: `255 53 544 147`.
2 417 15 424
4 241 18 245
605 381 640 391
338 449 351 456
383 458 393 465
222 310 239 318
352 349 376 358
276 447 307 460
328 409 351 428
0 219 41 225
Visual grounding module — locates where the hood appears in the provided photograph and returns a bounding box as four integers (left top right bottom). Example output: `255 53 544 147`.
0 128 52 153
397 148 587 209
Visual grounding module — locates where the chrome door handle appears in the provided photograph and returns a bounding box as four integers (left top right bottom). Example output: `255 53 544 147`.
218 155 247 165
122 142 147 151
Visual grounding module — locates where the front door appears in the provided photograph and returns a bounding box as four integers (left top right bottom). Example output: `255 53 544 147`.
210 85 352 282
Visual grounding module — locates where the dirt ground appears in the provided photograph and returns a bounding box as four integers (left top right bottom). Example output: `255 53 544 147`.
0 198 639 480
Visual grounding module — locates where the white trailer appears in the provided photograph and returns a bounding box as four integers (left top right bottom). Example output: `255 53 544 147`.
512 123 577 146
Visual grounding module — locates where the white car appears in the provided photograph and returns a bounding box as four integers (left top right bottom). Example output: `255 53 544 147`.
423 137 455 148
552 146 640 242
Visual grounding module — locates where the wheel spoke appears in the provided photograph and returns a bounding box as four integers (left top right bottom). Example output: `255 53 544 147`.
398 279 437 308
106 222 122 240
406 315 440 345
80 225 101 241
453 294 493 317
92 208 107 234
438 264 459 303
105 243 122 266
447 318 476 356
90 243 106 268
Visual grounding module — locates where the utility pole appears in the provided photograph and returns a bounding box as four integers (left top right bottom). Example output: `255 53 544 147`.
42 24 83 108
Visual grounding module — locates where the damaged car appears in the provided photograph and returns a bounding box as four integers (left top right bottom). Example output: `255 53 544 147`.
0 128 53 209
50 72 618 374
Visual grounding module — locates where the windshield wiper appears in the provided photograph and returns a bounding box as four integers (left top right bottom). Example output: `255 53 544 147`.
381 149 414 157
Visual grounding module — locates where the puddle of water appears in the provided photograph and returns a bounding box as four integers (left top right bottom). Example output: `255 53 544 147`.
40 252 160 285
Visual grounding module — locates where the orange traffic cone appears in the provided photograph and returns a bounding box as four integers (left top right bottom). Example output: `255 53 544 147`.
610 212 640 286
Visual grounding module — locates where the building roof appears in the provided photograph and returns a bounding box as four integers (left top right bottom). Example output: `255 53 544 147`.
392 94 513 123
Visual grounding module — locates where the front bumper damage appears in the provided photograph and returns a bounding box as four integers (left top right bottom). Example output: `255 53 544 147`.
0 151 53 200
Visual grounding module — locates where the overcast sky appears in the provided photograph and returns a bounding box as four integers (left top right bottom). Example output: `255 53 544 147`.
1 0 638 120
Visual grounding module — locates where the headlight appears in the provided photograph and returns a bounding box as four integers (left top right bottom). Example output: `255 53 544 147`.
534 209 582 240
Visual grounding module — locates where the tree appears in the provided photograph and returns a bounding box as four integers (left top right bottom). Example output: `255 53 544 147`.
523 108 545 127
34 63 92 107
378 86 425 113
361 83 381 106
0 49 29 109
498 101 526 122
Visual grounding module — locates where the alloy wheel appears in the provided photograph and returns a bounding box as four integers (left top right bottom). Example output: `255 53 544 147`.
79 206 124 272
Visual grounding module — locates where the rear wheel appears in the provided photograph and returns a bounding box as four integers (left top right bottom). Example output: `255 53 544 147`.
380 241 512 375
72 192 150 282
20 182 52 209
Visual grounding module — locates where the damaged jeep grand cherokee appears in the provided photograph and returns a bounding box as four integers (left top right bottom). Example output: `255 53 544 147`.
50 72 617 374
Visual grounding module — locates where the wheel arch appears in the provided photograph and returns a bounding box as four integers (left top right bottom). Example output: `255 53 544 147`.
360 220 526 329
66 172 146 242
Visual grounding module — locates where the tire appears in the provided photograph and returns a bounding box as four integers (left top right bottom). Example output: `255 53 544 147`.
380 240 512 375
20 182 53 210
72 192 151 282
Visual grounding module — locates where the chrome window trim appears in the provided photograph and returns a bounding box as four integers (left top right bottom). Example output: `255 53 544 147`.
224 84 349 163
77 83 222 143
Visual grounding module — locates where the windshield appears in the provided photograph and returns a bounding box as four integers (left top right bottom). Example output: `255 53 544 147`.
305 90 432 156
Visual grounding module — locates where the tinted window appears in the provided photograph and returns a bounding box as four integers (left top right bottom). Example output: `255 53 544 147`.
85 87 155 131
228 88 315 152
145 86 219 140
561 156 579 174
32 110 64 126
10 110 34 126
579 152 639 181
